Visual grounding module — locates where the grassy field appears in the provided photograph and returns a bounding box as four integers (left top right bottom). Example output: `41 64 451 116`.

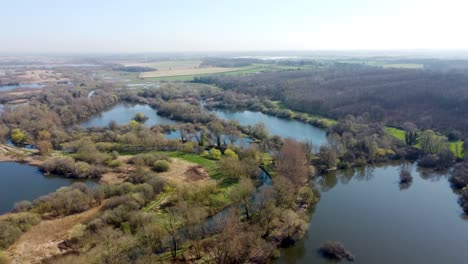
385 127 406 142
139 66 257 78
385 127 464 159
123 60 202 70
381 63 424 69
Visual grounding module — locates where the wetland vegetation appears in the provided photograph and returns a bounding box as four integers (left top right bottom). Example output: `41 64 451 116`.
0 55 467 264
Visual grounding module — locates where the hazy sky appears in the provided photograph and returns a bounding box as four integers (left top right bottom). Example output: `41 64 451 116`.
1 0 467 53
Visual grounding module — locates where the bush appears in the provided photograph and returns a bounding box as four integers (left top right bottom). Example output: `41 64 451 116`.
4 213 41 232
180 142 196 153
209 148 222 160
130 153 170 167
153 160 170 172
0 222 22 249
450 162 468 189
34 188 92 216
0 251 9 264
319 241 354 261
10 128 27 145
200 150 209 158
13 200 33 212
459 189 468 214
224 148 238 159
41 157 106 179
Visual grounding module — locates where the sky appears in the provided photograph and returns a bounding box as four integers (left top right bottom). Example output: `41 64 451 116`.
1 0 468 53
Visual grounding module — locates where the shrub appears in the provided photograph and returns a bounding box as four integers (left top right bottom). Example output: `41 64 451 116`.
153 160 170 172
4 213 41 232
133 112 148 123
41 157 106 179
0 222 22 249
34 188 92 216
459 189 468 214
37 140 53 156
0 251 9 264
450 162 468 189
319 241 354 261
224 148 238 159
209 148 222 160
147 176 166 194
12 200 33 212
130 153 170 167
181 142 196 153
10 128 27 145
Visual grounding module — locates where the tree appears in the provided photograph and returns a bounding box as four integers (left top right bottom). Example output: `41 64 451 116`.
10 128 27 145
208 121 224 148
250 123 268 140
229 178 255 220
224 123 241 145
419 130 448 155
403 122 418 146
133 112 148 123
37 140 53 156
276 138 309 186
304 139 315 163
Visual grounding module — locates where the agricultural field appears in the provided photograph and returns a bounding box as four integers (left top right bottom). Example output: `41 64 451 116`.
115 60 291 80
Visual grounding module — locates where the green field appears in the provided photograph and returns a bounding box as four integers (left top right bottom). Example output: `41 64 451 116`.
385 127 406 142
385 127 464 159
381 63 424 69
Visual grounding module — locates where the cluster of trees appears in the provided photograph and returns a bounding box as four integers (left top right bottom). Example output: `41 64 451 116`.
0 83 119 147
194 63 468 137
313 115 403 171
199 57 262 68
0 212 40 250
450 162 468 213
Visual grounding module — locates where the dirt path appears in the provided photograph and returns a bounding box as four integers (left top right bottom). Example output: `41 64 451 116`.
6 206 101 264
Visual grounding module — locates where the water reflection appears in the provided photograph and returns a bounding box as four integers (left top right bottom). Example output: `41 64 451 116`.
278 163 468 264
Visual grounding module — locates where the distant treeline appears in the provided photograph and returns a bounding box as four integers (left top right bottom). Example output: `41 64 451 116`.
200 57 263 68
113 65 156 72
194 63 468 137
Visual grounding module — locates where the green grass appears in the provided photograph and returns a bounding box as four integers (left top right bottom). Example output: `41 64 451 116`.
123 60 202 70
449 141 465 159
381 63 424 69
385 127 406 142
385 127 465 159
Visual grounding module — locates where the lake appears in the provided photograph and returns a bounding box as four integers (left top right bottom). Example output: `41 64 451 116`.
210 109 328 146
0 162 96 214
80 103 178 128
278 164 468 264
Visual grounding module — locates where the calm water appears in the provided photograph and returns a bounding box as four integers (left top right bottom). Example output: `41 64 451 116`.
80 103 178 128
0 162 96 214
0 83 45 92
211 109 327 146
278 164 468 264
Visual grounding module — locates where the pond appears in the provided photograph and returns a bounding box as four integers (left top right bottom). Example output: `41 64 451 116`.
0 162 96 214
277 164 468 264
210 109 328 146
80 103 178 128
0 83 45 92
